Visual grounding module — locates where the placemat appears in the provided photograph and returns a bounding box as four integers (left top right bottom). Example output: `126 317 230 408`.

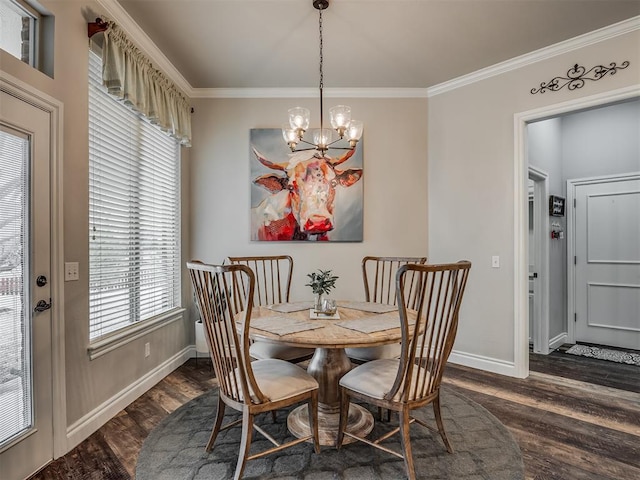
337 301 398 314
266 301 314 313
251 316 324 336
337 311 411 333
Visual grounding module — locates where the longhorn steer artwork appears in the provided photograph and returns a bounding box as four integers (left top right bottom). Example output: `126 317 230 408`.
250 129 363 241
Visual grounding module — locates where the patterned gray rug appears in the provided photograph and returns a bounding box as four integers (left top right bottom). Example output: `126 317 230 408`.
136 387 523 480
566 344 640 366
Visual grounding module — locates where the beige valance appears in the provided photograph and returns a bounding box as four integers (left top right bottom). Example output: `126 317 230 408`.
100 21 191 146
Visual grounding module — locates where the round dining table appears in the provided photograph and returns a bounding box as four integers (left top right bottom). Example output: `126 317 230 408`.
242 301 414 446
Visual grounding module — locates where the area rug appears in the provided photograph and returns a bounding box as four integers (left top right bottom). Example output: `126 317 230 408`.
136 387 523 480
565 344 640 366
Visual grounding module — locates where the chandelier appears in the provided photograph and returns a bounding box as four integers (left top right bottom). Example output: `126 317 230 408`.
283 0 363 154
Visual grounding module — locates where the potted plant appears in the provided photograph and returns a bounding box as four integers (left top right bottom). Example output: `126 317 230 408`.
306 269 338 312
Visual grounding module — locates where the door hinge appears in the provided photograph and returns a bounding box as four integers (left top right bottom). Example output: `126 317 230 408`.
573 198 576 208
574 313 577 322
574 256 577 265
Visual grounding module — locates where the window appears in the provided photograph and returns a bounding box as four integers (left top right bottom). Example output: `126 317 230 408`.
0 0 37 66
88 48 181 343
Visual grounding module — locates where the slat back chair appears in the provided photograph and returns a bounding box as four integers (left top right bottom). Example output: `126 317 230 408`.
227 255 314 363
228 255 293 307
347 256 427 364
187 261 320 480
337 261 472 480
363 256 427 310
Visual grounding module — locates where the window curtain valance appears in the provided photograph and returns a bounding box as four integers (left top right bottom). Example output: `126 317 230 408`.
97 20 191 146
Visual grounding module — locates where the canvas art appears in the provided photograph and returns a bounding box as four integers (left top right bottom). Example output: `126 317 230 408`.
250 128 364 242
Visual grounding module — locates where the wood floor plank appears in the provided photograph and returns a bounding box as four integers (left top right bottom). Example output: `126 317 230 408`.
29 356 640 480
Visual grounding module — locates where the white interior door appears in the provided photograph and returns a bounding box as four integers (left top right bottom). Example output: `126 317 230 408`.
574 177 640 350
0 89 53 479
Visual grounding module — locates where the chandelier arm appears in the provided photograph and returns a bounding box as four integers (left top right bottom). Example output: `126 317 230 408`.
325 138 349 148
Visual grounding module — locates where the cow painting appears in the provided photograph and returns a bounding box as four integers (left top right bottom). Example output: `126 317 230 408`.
250 129 363 241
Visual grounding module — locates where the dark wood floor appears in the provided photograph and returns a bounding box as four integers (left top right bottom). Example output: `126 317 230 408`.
31 351 640 480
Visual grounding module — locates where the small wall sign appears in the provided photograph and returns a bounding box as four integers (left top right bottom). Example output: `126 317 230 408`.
549 195 565 217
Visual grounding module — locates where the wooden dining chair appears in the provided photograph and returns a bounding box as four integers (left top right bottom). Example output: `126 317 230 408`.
337 261 472 480
227 255 314 363
345 256 427 364
187 261 320 480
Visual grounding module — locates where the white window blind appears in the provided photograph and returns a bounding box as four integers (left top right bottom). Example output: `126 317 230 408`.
88 49 181 341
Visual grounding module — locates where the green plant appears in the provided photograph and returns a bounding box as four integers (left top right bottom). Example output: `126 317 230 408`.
305 269 338 296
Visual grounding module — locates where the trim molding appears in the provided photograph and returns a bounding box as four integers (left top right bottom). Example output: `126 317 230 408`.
448 350 518 378
190 87 429 99
65 347 191 451
427 15 640 97
549 332 568 352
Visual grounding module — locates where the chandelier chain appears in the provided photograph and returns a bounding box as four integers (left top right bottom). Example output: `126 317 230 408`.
318 7 323 91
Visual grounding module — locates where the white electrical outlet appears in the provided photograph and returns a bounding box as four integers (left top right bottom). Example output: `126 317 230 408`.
491 256 500 268
144 342 150 357
65 262 79 281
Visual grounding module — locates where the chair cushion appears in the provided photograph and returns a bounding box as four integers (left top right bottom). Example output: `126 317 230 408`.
249 341 314 362
345 344 401 362
232 359 318 403
339 358 431 402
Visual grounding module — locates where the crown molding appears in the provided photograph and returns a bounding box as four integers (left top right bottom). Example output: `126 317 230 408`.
427 15 640 98
190 87 429 99
94 0 193 96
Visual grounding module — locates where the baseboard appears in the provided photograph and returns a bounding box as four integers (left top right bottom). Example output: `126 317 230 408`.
549 332 568 352
65 346 191 452
448 349 519 377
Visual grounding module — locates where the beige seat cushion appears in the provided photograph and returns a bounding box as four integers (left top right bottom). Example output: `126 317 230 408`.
229 359 318 403
339 358 431 402
345 344 401 362
249 340 314 362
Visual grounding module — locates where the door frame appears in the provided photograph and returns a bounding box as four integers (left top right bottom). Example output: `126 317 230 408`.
528 166 550 354
566 172 640 345
0 71 66 458
513 84 640 377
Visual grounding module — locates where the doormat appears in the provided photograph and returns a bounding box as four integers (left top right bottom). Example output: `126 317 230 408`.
565 344 640 366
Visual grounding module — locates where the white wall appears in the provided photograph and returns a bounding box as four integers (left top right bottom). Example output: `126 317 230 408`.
428 27 640 371
528 118 567 340
562 98 640 180
189 97 428 302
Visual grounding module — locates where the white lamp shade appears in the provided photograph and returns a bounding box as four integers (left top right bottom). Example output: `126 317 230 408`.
288 107 310 130
312 128 334 148
329 105 351 129
346 120 363 141
282 125 298 143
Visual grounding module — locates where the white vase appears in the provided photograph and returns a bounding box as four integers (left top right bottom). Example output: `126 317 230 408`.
195 321 208 354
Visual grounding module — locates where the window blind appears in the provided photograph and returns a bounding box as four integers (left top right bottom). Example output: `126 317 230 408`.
0 125 32 446
88 49 180 341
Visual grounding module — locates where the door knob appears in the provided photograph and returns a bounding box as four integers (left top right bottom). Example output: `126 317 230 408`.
34 299 52 313
36 275 48 287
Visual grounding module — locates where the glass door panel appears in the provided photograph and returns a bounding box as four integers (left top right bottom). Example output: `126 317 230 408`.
0 126 32 448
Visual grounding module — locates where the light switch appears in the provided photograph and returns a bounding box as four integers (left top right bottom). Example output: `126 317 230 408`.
65 262 79 281
491 256 500 268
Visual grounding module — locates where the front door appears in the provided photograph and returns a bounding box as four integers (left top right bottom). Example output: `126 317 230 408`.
573 176 640 350
0 89 54 479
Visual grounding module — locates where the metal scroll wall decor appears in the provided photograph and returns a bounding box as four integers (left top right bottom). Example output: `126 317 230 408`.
530 61 630 94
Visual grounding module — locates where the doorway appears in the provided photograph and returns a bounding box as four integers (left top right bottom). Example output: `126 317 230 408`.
513 86 640 377
0 75 64 479
528 167 549 354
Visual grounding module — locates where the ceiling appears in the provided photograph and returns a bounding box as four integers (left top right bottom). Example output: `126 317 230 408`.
116 0 640 91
